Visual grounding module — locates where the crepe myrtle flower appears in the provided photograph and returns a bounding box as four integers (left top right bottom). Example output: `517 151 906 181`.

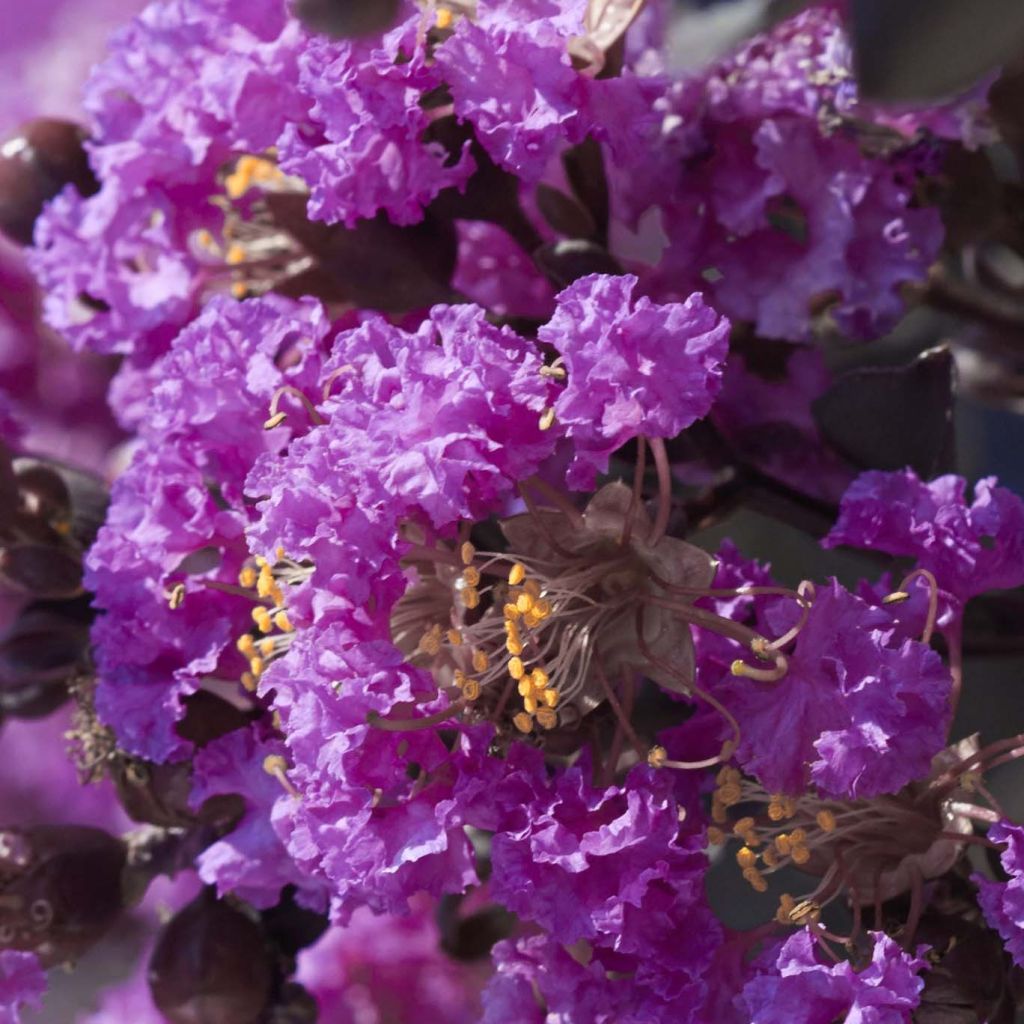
975 819 1024 969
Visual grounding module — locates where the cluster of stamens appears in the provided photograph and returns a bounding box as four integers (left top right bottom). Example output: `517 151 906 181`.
191 154 312 300
413 542 566 734
234 550 310 691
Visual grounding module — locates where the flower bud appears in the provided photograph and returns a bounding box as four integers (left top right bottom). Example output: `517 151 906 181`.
148 890 274 1024
0 825 127 964
0 120 98 245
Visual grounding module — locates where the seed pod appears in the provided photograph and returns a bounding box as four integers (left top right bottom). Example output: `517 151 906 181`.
0 825 127 964
0 120 98 245
148 890 274 1024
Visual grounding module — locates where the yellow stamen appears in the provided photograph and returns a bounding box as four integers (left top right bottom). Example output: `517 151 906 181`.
237 634 256 657
516 593 534 615
249 656 265 677
523 695 538 715
508 656 525 680
508 563 526 586
460 541 475 565
241 671 257 692
260 638 275 658
538 407 556 431
535 708 558 730
461 679 481 701
462 566 481 587
239 566 258 588
252 607 272 633
707 826 726 846
461 587 480 610
226 242 246 265
736 847 758 869
274 610 294 633
513 712 533 734
447 628 463 646
472 649 489 673
264 412 287 430
435 7 453 29
816 809 837 832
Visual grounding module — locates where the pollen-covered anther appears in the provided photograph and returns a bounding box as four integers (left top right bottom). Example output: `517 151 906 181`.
535 708 558 730
238 566 258 589
461 586 480 610
462 566 481 587
815 809 837 832
262 754 300 799
707 826 726 846
513 712 533 734
742 866 768 893
508 656 525 680
538 407 556 431
274 610 293 633
237 634 256 658
460 542 476 566
882 590 910 605
263 411 287 431
768 794 797 821
736 846 758 869
461 678 481 701
647 745 668 768
252 607 273 633
166 583 186 609
508 563 526 587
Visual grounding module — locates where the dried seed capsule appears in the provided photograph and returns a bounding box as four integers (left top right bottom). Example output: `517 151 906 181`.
0 825 127 964
148 890 274 1024
0 120 98 245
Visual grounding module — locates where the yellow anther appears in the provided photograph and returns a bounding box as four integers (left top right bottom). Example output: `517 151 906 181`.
790 844 811 866
461 679 481 701
774 833 792 856
535 708 558 730
231 281 248 299
533 598 552 619
249 656 265 677
513 712 533 734
768 794 795 822
252 607 273 633
542 688 558 708
523 695 538 715
789 828 807 844
761 847 779 868
269 583 284 608
274 610 294 633
882 591 910 605
503 602 521 622
539 407 556 431
707 827 726 846
240 671 257 692
530 668 549 689
711 800 727 824
506 639 524 657
236 633 256 657
262 753 300 798
736 847 758 869
275 546 286 560
647 745 667 768
435 6 453 28
167 583 186 609
447 628 463 646
523 610 542 629
508 563 526 586
260 638 276 658
453 669 468 688
716 783 742 807
733 817 756 836
516 593 534 615
257 565 275 598
472 649 489 673
742 867 768 893
508 656 525 680
239 566 258 589
517 678 533 698
226 242 246 265
462 587 480 610
786 899 820 925
460 541 476 565
196 228 215 249
419 627 442 656
264 412 287 430
462 566 481 587
539 363 567 380
717 766 741 786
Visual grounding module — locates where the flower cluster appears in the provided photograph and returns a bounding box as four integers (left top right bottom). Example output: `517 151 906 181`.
2 0 1024 1022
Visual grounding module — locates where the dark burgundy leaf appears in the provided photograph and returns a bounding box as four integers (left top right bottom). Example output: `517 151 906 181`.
533 239 622 289
268 194 458 312
812 346 956 477
0 544 83 598
850 0 1024 101
535 184 598 240
562 138 609 246
290 0 400 38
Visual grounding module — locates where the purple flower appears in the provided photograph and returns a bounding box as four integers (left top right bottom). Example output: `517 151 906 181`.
0 951 45 1024
726 580 951 798
279 14 473 227
825 469 1024 614
538 274 728 488
975 820 1024 968
738 929 927 1024
436 4 660 185
296 898 483 1023
488 765 720 1012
